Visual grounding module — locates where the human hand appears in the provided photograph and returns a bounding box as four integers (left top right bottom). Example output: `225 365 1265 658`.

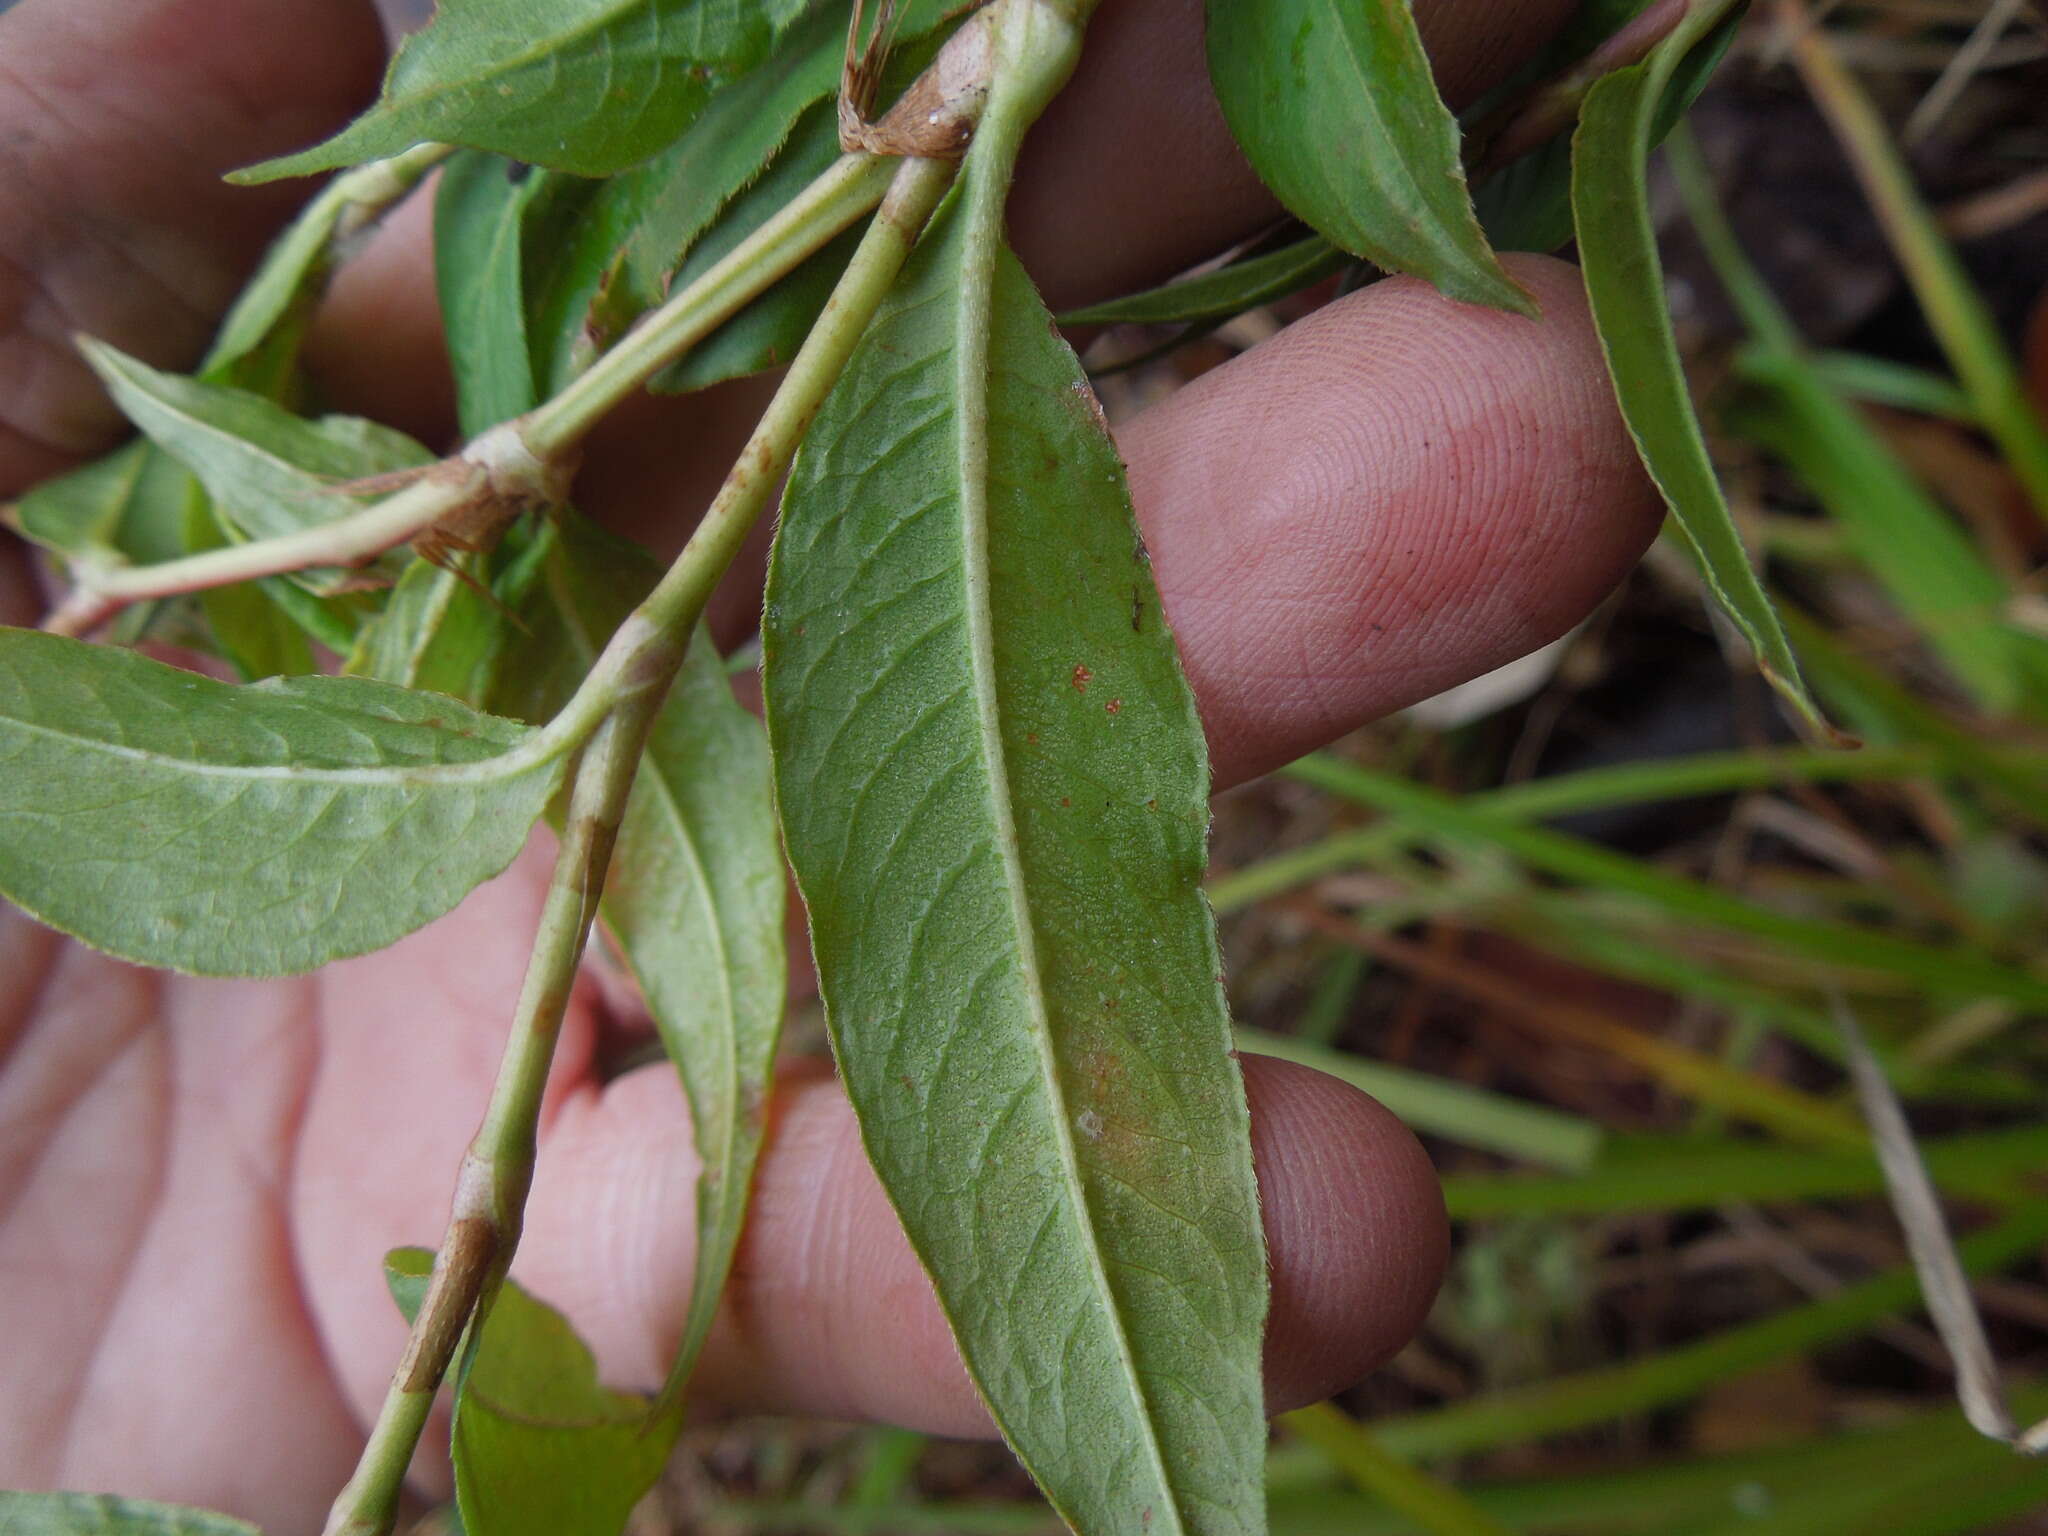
0 0 1659 1530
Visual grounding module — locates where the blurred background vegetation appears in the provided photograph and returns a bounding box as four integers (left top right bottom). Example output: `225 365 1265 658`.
584 3 2048 1532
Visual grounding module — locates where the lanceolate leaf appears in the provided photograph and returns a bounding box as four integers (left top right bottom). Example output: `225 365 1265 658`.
9 438 194 568
764 182 1267 1536
1058 233 1344 329
1571 8 1832 735
1475 7 1739 255
0 628 562 975
1206 0 1532 314
436 153 564 437
80 341 434 551
385 1249 669 1536
489 514 788 1413
649 100 853 393
0 1492 257 1535
238 0 809 183
609 626 785 1410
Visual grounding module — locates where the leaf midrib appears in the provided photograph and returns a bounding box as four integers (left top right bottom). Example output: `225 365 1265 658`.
948 183 1185 1528
1 709 535 787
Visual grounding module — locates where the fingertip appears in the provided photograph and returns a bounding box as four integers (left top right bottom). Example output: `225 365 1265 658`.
1121 252 1660 788
1241 1054 1447 1412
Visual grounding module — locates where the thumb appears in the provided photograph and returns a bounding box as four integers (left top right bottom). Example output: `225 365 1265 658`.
0 0 386 493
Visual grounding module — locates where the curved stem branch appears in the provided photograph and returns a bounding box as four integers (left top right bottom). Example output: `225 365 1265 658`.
318 149 960 1536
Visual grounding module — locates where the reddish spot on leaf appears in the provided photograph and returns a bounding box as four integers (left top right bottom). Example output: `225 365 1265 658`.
1071 663 1092 692
1105 698 1121 715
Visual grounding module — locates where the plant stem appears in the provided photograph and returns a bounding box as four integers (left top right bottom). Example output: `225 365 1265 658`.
536 154 959 757
318 150 961 1536
40 464 483 637
319 692 659 1536
523 151 896 456
44 149 900 639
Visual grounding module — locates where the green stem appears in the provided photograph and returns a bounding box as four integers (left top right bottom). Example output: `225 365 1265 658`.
46 146 902 639
319 691 659 1536
524 151 896 456
319 150 962 1536
536 154 960 758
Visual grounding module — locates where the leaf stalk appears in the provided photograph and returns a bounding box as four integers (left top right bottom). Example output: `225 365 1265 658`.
318 148 962 1536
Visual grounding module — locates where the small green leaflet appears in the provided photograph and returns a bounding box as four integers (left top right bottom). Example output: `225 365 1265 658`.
649 100 854 394
436 153 567 437
479 513 789 1415
385 1249 668 1536
1571 10 1832 735
237 0 810 183
79 341 433 556
1059 234 1344 329
522 0 885 394
0 1493 257 1535
645 18 958 395
1206 0 1532 314
612 625 786 1414
765 182 1267 1536
0 628 563 976
10 438 193 568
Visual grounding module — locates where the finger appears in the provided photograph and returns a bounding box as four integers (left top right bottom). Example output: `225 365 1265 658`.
513 1052 1445 1433
1123 253 1660 789
0 0 386 495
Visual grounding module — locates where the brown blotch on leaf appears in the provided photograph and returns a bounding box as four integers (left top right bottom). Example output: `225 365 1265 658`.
1071 663 1092 692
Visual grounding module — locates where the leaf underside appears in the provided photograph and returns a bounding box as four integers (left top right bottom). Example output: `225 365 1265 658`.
0 628 560 976
765 187 1267 1534
386 1248 668 1536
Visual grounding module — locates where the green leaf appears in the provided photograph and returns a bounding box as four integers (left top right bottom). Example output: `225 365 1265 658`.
0 627 563 975
435 154 563 437
1206 0 1532 314
0 1493 258 1536
1058 235 1344 329
476 512 788 1410
81 341 433 545
1570 13 1832 735
644 7 960 397
1475 8 1738 255
236 0 809 183
764 181 1267 1536
649 102 861 393
384 1249 669 1536
609 627 785 1410
522 0 918 394
9 439 195 568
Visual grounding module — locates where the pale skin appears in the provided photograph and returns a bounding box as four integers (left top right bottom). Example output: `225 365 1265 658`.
0 0 1663 1530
